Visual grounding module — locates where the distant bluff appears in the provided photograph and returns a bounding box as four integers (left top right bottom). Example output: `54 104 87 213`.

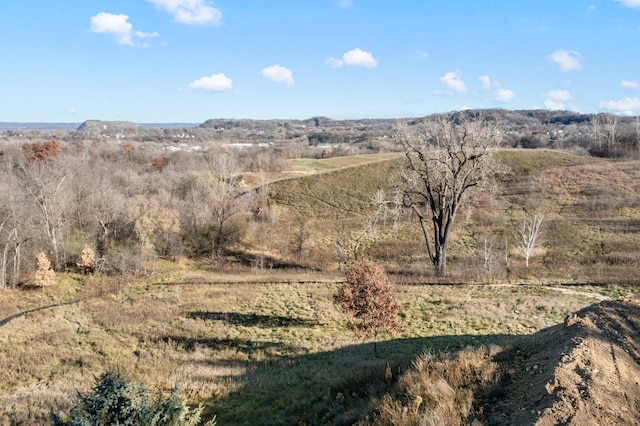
77 120 140 134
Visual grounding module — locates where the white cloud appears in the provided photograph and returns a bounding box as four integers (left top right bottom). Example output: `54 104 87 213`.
69 108 77 114
479 75 492 90
495 88 516 103
544 89 573 110
440 70 467 93
416 50 430 59
549 50 582 72
325 57 344 69
261 65 295 86
600 97 640 113
327 48 377 69
146 0 223 25
343 48 378 68
547 90 573 102
621 80 640 89
614 0 640 8
544 99 566 110
188 73 233 92
477 75 515 103
90 13 158 46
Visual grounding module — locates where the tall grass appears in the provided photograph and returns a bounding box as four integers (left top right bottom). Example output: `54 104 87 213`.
1 267 634 425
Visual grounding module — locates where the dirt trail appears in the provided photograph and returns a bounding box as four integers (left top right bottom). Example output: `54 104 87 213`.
483 293 640 425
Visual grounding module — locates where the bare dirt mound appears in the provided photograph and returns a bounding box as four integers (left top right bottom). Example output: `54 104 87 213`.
485 293 640 425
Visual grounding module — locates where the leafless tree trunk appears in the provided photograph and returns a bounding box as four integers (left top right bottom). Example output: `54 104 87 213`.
204 150 241 257
397 112 502 277
635 115 640 155
517 215 544 267
13 159 68 269
603 113 618 149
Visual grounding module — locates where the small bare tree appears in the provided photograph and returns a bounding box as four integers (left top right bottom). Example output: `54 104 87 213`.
397 112 502 277
334 260 402 353
517 215 544 267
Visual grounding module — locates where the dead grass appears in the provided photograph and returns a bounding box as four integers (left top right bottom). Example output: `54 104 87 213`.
363 345 501 426
1 267 637 425
3 150 640 424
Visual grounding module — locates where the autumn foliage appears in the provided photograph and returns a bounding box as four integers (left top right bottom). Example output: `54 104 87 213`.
21 140 62 162
33 252 56 287
334 260 402 342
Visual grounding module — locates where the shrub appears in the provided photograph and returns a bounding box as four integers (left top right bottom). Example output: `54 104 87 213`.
76 246 97 274
334 260 402 351
34 252 56 287
51 370 215 426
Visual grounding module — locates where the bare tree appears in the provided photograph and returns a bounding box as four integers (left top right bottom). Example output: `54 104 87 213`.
635 115 640 154
517 215 544 267
13 155 68 269
397 112 502 277
334 260 402 353
590 114 603 149
603 113 618 149
204 150 242 257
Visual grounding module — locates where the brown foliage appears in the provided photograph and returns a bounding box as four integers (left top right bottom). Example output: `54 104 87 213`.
21 140 62 162
151 157 167 171
33 252 56 287
76 246 97 274
334 260 402 340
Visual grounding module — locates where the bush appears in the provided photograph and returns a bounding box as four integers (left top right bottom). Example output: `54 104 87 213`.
51 370 215 426
334 260 402 351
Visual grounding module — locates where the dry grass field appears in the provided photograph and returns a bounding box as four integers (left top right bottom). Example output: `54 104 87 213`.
1 267 635 425
2 149 640 424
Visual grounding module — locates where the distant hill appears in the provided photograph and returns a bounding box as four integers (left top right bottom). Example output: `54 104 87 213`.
0 122 80 132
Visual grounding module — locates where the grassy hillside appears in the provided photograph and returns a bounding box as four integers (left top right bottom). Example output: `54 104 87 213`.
2 149 640 424
258 150 640 283
1 267 634 425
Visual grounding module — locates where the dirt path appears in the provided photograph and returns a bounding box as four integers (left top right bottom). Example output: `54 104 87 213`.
0 299 84 328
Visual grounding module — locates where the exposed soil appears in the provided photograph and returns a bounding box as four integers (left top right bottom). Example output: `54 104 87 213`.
483 293 640 425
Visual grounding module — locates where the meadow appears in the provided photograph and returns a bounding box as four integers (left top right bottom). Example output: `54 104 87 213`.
2 264 636 425
2 148 640 424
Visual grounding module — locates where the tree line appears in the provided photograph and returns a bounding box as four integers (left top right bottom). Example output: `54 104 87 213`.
0 139 290 287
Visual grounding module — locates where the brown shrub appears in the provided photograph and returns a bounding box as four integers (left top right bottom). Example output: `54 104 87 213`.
334 260 402 344
22 140 62 162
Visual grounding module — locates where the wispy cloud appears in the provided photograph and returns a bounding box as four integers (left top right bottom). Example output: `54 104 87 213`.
440 70 467 93
621 80 640 89
261 65 295 86
146 0 223 25
335 0 354 8
549 50 582 72
90 12 158 46
600 96 640 113
479 75 492 90
188 73 233 92
479 75 516 103
613 0 640 8
544 89 573 110
495 88 517 103
327 48 378 69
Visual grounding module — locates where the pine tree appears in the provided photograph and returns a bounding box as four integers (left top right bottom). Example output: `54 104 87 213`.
51 370 216 426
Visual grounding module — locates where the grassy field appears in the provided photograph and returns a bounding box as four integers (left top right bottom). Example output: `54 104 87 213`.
3 149 640 424
1 265 638 425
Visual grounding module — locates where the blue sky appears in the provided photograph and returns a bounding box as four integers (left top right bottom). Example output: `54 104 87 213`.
1 0 639 123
